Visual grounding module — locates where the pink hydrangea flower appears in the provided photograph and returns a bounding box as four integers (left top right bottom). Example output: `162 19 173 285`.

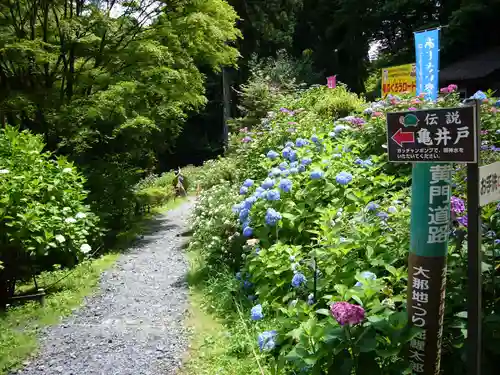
330 302 365 326
447 84 458 92
440 87 449 94
240 127 248 133
241 136 252 143
408 107 417 111
372 111 383 117
411 98 421 104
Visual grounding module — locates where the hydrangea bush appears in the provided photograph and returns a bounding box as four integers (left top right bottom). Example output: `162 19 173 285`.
189 86 500 374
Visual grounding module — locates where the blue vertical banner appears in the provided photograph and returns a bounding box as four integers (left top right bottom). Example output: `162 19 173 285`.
414 28 440 101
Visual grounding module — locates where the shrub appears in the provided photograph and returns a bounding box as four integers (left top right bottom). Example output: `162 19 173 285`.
0 127 99 308
190 89 500 373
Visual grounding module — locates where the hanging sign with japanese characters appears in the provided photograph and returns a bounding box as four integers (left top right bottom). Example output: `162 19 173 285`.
386 106 477 163
415 28 439 101
479 161 500 207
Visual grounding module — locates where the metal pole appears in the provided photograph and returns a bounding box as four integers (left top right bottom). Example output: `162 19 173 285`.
222 67 230 151
466 100 482 375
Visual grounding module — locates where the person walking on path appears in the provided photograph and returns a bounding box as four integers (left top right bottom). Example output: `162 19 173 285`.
174 167 187 197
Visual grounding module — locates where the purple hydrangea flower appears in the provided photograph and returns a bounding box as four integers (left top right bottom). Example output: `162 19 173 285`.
334 124 348 133
240 186 248 195
267 150 279 160
388 206 397 213
457 215 468 227
262 178 275 189
288 149 297 162
310 170 324 180
266 190 281 201
270 168 281 177
377 212 389 221
279 179 293 193
285 141 294 148
336 172 353 185
281 169 290 177
291 272 306 288
242 136 252 143
251 304 264 320
497 203 500 211
239 209 249 222
366 202 379 211
290 167 299 174
311 135 319 143
258 330 277 351
243 196 257 209
330 302 365 326
495 239 500 245
451 196 465 214
265 208 282 226
243 280 253 289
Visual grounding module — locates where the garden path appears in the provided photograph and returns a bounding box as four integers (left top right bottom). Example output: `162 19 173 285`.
13 198 194 375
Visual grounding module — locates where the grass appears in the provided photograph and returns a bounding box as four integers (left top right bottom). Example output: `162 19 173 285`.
0 196 186 374
180 250 267 375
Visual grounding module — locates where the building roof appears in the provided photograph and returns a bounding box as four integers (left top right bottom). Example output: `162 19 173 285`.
440 47 500 81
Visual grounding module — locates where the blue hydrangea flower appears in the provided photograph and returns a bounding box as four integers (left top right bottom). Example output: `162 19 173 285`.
289 255 295 262
279 179 293 193
355 271 377 287
243 226 253 237
486 231 496 238
290 161 298 168
265 208 282 226
311 135 319 143
267 150 279 160
495 100 500 107
298 165 306 172
366 202 379 211
301 157 312 166
243 196 257 209
363 107 373 115
279 162 288 171
266 189 281 201
333 153 342 158
355 158 363 165
340 237 347 243
288 149 298 162
270 168 281 177
239 209 249 222
236 272 242 280
388 206 397 213
262 178 275 190
471 90 487 101
243 280 253 289
377 212 389 220
281 169 290 177
307 293 315 305
295 138 308 147
285 141 294 148
240 186 248 195
242 219 250 229
243 179 254 187
258 330 277 351
290 167 299 174
329 131 336 137
362 159 373 167
310 170 324 180
251 304 264 320
495 239 500 245
335 171 353 185
282 147 291 159
291 272 306 288
255 247 261 255
232 203 242 213
334 124 348 133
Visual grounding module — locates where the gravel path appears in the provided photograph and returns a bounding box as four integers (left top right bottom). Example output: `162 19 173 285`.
15 199 194 375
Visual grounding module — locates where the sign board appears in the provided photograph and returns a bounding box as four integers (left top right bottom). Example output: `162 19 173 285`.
327 75 336 89
479 161 500 206
381 63 416 98
386 106 477 163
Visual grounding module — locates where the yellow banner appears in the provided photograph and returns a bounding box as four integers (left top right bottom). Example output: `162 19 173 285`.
381 63 416 98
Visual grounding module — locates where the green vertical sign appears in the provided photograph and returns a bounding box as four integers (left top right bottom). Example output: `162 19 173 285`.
407 28 449 375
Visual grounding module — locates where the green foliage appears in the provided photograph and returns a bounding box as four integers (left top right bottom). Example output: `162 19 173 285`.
190 86 500 373
0 126 99 307
0 0 240 239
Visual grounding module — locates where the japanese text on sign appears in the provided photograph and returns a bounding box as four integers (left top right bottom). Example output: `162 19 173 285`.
381 63 416 98
415 29 439 101
479 161 500 206
386 106 477 163
427 165 451 245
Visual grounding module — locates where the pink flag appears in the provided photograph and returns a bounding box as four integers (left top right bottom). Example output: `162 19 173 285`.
327 75 337 88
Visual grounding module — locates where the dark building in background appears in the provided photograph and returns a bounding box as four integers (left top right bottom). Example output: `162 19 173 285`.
440 47 500 98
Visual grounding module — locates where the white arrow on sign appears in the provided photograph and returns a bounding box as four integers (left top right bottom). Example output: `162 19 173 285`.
479 161 500 207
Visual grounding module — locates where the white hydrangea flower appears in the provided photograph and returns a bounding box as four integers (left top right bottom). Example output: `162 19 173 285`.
80 244 92 254
62 167 72 173
0 169 9 174
65 217 77 224
55 234 66 243
75 212 86 219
